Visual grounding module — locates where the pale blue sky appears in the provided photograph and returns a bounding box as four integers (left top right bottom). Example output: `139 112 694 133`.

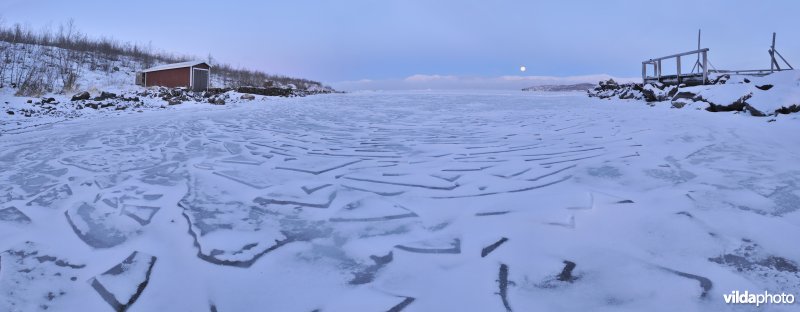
2 0 798 89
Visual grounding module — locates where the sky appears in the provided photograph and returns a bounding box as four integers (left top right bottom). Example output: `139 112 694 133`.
1 0 799 90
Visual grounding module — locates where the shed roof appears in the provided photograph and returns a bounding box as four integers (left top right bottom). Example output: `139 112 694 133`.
142 61 210 73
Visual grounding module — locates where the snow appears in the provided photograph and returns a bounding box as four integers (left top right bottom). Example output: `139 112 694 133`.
685 71 800 113
141 61 208 73
0 90 799 311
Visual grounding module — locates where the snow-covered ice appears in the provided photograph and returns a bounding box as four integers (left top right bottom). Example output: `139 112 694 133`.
1 90 799 311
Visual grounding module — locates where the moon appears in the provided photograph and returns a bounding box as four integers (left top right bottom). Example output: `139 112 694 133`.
520 66 527 72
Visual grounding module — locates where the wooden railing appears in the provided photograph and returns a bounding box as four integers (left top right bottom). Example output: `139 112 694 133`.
642 48 708 85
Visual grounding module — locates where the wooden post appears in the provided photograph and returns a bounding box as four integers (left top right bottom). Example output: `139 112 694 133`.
642 63 646 82
770 32 779 72
695 29 701 73
702 51 708 84
676 55 681 84
657 60 662 82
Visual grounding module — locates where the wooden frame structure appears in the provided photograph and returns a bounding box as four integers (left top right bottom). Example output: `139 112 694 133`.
642 32 793 86
642 48 708 85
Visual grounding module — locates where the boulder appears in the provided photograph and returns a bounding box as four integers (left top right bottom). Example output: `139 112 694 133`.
94 91 117 101
672 91 697 101
598 79 619 90
240 94 256 100
71 91 91 101
633 84 657 102
671 99 693 109
711 74 730 85
775 104 800 115
671 91 704 109
705 93 765 116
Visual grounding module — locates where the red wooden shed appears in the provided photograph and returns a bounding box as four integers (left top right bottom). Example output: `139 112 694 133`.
137 61 210 91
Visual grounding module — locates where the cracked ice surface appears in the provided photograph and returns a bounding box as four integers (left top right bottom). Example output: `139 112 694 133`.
1 91 799 311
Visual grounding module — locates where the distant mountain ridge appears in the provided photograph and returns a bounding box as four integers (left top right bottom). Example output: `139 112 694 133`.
521 83 595 92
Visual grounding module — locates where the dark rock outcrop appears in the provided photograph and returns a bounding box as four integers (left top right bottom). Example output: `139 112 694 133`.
704 93 765 116
71 91 90 101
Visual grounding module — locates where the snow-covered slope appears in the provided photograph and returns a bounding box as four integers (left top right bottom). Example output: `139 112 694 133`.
0 41 333 94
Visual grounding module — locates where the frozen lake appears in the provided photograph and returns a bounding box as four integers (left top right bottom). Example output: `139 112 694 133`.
1 91 799 311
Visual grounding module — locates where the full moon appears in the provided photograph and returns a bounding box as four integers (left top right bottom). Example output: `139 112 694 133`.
520 66 527 72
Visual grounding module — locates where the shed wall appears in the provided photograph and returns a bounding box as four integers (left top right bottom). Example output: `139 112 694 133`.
145 67 190 88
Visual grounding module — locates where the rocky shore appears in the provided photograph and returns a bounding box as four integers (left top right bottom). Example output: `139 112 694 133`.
588 71 800 116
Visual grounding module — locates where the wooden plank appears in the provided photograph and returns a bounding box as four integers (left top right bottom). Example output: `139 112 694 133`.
774 49 794 70
642 48 709 63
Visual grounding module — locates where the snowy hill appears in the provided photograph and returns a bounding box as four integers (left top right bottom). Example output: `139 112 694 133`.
0 40 337 132
0 41 333 94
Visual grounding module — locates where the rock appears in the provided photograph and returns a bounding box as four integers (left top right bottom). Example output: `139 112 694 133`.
711 74 730 85
775 104 800 115
112 66 120 72
26 99 32 103
755 84 773 91
240 94 255 100
671 100 690 109
633 84 657 102
43 97 56 104
6 110 14 115
94 91 117 101
671 91 700 109
598 79 619 90
237 86 294 97
168 99 182 105
672 91 697 101
705 93 765 116
557 260 578 282
666 85 679 98
71 91 90 101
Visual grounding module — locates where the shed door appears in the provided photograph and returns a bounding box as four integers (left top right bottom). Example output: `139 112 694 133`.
192 68 209 91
